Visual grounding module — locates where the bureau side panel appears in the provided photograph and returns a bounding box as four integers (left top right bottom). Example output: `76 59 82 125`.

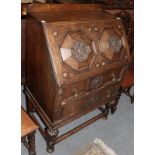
25 15 57 121
21 19 26 85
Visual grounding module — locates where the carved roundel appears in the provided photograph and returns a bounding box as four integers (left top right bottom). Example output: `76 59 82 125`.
71 40 91 62
60 31 96 71
89 76 103 90
108 35 122 53
99 28 123 60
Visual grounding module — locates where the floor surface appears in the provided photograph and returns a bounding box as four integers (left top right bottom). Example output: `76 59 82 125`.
21 88 134 155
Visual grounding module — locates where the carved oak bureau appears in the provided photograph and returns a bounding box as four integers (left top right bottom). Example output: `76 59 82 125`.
24 4 130 153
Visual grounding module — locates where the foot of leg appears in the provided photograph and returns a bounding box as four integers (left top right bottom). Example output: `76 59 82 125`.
45 128 59 153
126 86 134 104
110 105 117 115
110 88 122 115
130 95 134 104
99 104 110 119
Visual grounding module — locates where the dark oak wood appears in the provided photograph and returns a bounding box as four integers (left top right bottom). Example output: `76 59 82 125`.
21 3 134 86
27 3 117 12
21 19 26 84
22 132 36 155
24 4 130 153
121 58 134 103
21 3 28 18
107 9 134 104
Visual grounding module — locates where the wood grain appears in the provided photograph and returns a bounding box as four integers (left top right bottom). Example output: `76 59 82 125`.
24 4 130 152
21 108 38 137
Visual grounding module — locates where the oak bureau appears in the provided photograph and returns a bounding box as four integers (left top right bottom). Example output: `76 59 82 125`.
24 4 130 153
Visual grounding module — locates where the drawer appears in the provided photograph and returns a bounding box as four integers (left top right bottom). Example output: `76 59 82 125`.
54 83 120 121
58 67 124 103
87 67 123 91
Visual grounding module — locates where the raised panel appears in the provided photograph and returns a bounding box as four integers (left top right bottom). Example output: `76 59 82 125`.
60 30 96 71
44 20 129 86
99 28 123 61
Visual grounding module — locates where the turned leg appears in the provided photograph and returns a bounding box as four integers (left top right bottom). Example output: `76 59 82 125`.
21 132 36 155
110 104 117 115
28 132 36 155
110 88 122 115
45 128 59 153
21 137 28 148
130 95 134 104
122 86 134 104
126 86 134 104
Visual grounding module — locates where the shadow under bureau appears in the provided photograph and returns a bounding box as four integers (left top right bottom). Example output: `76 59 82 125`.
24 4 130 153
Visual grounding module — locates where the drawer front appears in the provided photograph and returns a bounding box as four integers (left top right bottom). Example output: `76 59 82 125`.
45 20 130 86
87 67 123 91
55 66 125 108
54 83 120 121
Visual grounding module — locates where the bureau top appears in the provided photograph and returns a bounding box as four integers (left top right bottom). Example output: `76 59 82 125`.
26 4 130 87
28 4 116 23
28 4 115 12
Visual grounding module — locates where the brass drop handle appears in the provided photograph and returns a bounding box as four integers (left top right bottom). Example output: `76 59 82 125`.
107 90 110 98
73 88 78 98
94 27 98 31
112 73 116 82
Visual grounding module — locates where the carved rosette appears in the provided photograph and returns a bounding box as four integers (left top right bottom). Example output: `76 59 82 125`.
99 28 123 60
108 35 122 53
89 76 103 90
71 40 91 62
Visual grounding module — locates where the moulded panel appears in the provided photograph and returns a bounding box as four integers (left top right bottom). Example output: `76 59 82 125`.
60 30 96 71
99 28 122 61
